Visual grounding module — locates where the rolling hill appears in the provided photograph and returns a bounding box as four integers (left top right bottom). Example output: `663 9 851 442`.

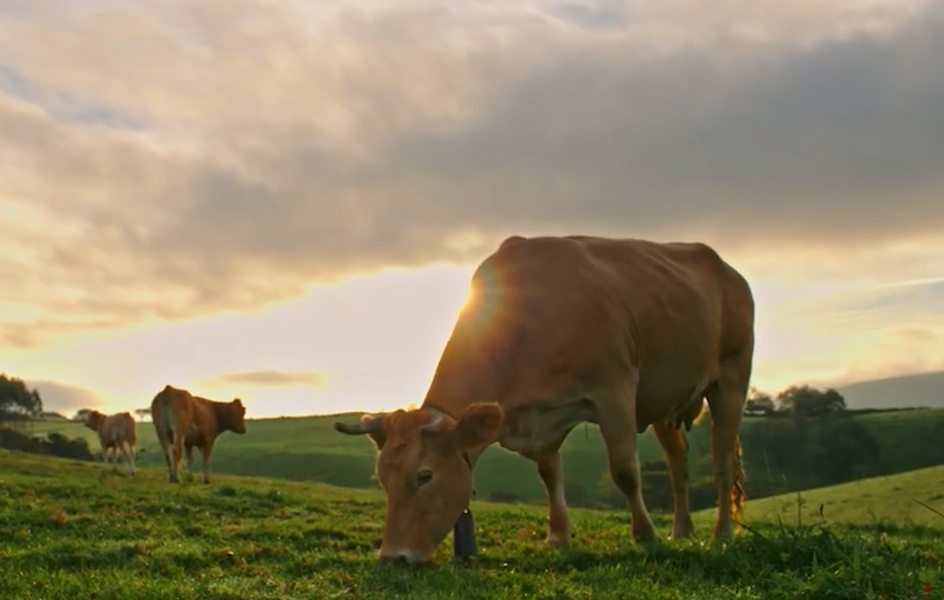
22 406 944 510
837 369 944 410
0 449 940 600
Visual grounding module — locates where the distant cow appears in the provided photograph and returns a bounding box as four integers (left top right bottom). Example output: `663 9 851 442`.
83 410 137 475
335 235 755 563
150 384 247 483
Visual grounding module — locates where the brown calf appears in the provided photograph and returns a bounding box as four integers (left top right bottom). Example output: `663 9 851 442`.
150 384 247 483
83 410 137 475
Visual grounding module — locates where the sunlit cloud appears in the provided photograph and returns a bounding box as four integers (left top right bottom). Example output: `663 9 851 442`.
197 369 328 390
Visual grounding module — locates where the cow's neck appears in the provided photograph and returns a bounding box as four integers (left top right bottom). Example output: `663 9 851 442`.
419 305 513 468
423 316 503 406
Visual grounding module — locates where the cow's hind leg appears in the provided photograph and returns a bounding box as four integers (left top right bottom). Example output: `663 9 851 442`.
118 441 133 475
199 440 215 484
184 444 195 482
154 421 178 483
169 430 185 483
705 349 752 539
596 379 657 543
126 440 136 475
652 421 694 539
100 443 110 469
535 432 574 547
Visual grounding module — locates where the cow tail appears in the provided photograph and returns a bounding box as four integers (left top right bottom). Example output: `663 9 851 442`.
730 436 746 525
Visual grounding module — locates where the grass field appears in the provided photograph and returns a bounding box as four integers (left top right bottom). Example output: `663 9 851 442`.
1 450 942 599
26 407 944 505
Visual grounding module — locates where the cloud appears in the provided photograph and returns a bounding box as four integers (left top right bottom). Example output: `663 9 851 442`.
751 277 944 391
25 380 103 415
2 0 944 346
197 369 327 390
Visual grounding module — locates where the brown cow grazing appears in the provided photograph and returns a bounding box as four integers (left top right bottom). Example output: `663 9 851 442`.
150 384 247 484
335 235 755 564
83 410 137 475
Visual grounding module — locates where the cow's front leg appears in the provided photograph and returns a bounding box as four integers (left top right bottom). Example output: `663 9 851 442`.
199 440 215 484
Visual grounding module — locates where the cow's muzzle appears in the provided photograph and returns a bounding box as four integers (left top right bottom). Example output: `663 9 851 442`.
378 548 431 564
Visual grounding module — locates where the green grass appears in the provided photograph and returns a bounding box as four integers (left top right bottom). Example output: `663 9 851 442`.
1 450 943 599
27 408 944 506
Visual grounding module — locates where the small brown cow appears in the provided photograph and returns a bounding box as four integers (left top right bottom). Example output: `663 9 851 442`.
335 235 755 564
83 410 137 475
150 384 247 483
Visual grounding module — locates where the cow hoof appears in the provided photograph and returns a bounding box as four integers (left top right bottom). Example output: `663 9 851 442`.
545 533 571 548
632 525 659 545
671 519 695 540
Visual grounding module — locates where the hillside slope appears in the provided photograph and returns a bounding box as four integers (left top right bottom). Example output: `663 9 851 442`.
838 370 944 409
24 408 944 508
743 463 944 528
0 450 941 600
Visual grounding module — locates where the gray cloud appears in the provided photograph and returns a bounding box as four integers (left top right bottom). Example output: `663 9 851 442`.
2 0 944 346
197 369 327 390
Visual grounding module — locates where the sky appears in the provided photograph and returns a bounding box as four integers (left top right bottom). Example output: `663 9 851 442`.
2 0 944 419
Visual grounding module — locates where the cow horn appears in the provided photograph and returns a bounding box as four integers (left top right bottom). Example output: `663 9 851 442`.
419 411 445 433
334 415 384 435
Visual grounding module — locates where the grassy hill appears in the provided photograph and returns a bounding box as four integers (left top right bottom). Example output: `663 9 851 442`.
0 450 941 600
26 407 944 509
838 370 944 410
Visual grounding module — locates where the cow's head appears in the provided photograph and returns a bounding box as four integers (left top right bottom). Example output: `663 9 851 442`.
222 398 248 434
334 402 503 564
83 410 105 431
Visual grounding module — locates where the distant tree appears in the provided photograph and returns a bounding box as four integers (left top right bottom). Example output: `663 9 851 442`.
595 462 678 512
595 470 625 509
72 408 94 422
745 387 776 415
777 384 847 419
487 490 520 504
741 417 807 484
134 408 151 422
638 461 674 513
0 374 43 428
809 417 881 484
563 476 594 508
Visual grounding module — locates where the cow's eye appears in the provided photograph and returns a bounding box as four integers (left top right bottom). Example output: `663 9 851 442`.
416 469 433 487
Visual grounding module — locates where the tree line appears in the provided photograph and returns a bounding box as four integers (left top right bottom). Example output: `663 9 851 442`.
552 383 941 513
0 374 95 461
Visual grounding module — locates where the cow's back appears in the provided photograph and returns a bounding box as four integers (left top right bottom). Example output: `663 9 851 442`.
573 237 754 414
98 412 136 446
462 235 752 420
186 396 220 444
109 412 137 444
150 385 195 439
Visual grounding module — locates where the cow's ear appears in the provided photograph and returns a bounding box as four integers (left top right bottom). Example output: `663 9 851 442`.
454 403 503 449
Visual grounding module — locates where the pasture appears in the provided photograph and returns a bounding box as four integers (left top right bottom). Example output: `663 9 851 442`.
0 450 942 599
26 407 944 506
